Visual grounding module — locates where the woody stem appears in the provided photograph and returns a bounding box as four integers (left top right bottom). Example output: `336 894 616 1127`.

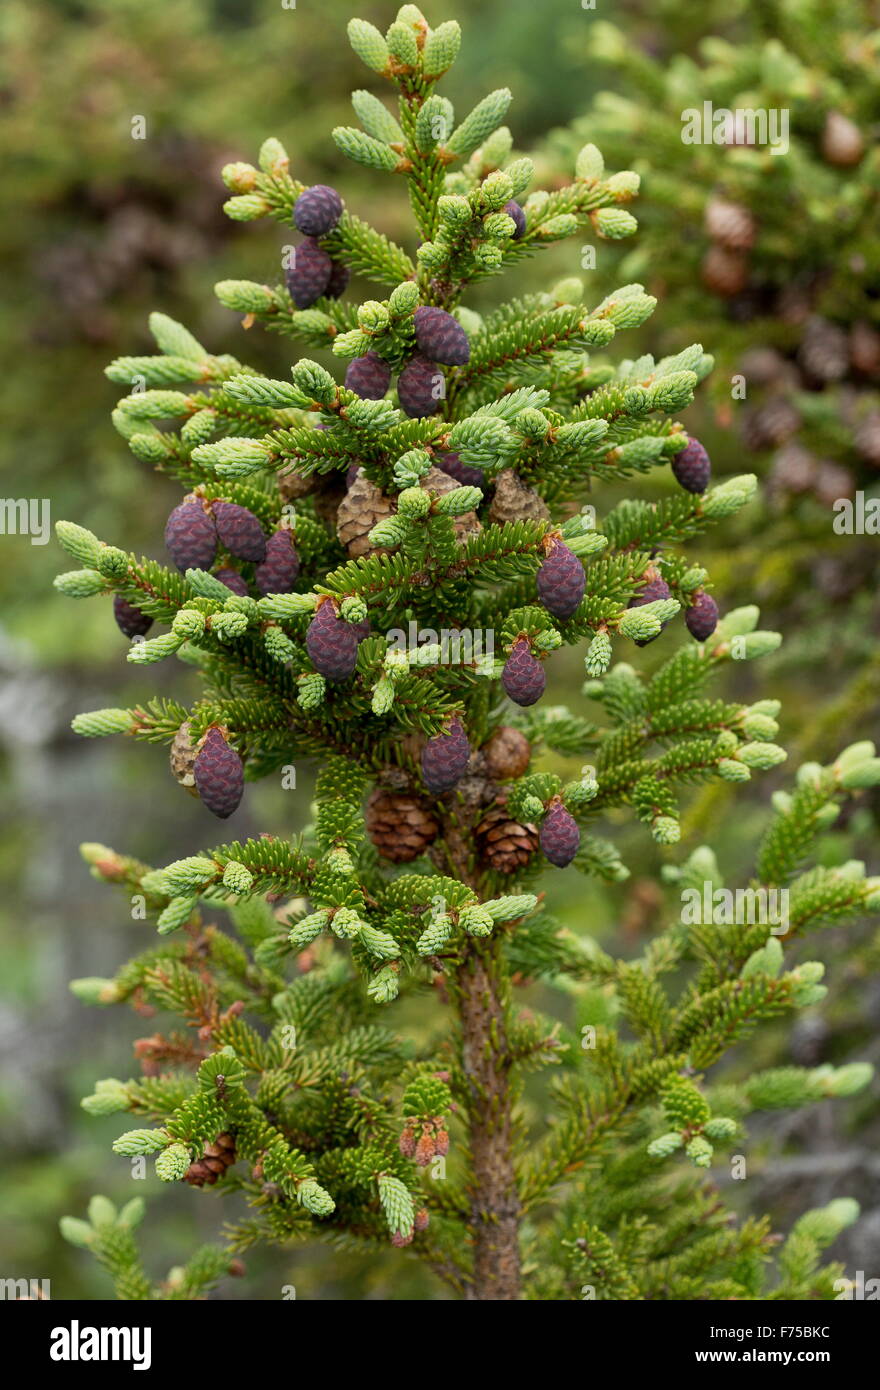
455 934 521 1300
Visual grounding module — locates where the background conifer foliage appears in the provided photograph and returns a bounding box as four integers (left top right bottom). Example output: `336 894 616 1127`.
539 0 880 746
46 6 880 1301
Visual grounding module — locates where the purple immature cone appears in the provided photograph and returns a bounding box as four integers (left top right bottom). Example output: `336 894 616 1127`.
413 306 470 366
540 801 580 868
165 501 217 573
421 716 470 795
194 727 244 820
437 450 486 492
214 568 249 596
397 354 443 418
293 184 343 237
345 351 391 400
286 237 332 308
212 501 266 563
503 200 526 240
536 538 586 619
628 574 673 647
325 259 350 300
306 600 361 681
671 436 711 494
685 590 719 641
502 639 546 707
254 530 300 596
113 593 153 638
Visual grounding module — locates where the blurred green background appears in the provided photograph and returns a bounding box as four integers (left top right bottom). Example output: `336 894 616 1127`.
1 0 878 1300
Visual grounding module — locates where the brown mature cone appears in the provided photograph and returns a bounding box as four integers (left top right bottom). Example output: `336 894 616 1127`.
337 466 480 559
855 413 880 466
777 279 818 326
821 111 864 167
277 466 320 503
366 786 440 863
704 197 756 251
336 470 396 558
700 244 749 298
769 443 819 495
798 316 849 384
814 553 863 601
488 468 550 525
421 466 482 543
170 721 199 798
183 1132 236 1187
814 461 856 507
738 347 788 387
850 322 880 377
741 395 801 451
475 799 539 873
483 726 531 781
278 451 346 527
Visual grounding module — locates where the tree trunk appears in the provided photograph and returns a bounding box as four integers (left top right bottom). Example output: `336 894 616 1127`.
456 937 522 1300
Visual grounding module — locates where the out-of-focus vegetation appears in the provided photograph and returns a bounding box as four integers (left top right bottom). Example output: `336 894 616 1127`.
1 0 878 1298
536 0 880 762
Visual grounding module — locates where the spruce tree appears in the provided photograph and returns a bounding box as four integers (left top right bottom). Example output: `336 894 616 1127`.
56 6 880 1301
539 0 880 741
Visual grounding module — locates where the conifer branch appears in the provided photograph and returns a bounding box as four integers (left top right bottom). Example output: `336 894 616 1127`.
55 4 879 1304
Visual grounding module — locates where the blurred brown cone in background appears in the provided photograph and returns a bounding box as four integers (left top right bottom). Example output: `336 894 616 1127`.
705 196 757 251
821 111 864 167
701 244 749 297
